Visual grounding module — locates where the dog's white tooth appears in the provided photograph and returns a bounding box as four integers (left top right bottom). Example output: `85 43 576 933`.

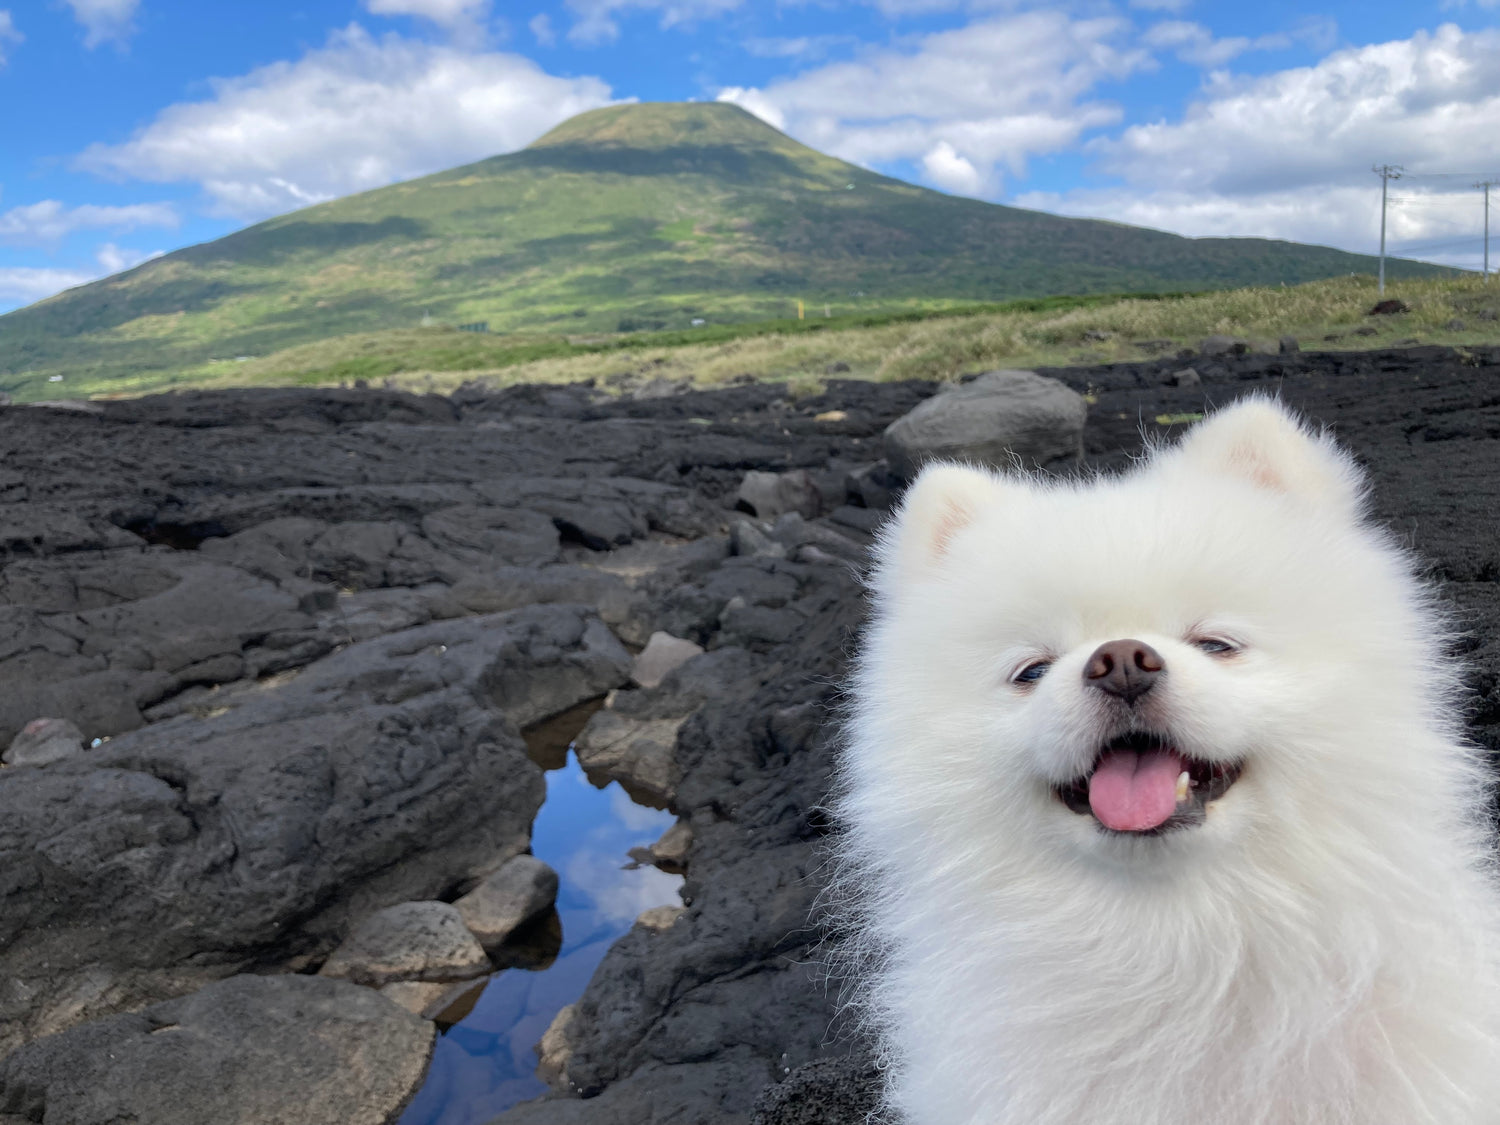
1175 770 1190 803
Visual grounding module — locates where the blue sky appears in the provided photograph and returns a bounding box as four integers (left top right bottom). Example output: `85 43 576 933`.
2 0 1499 312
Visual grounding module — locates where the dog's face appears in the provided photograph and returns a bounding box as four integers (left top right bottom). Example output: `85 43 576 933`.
862 398 1434 870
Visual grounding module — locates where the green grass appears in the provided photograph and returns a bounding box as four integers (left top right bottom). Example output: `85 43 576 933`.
0 102 1459 403
30 273 1488 405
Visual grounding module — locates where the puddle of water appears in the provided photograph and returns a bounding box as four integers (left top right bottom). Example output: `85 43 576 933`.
397 704 682 1125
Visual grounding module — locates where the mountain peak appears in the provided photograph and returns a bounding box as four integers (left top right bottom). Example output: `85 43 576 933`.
527 101 786 151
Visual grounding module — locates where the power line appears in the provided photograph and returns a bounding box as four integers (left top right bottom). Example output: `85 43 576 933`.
1375 166 1500 276
1398 170 1500 180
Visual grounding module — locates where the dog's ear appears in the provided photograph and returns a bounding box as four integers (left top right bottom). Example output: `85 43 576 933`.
1169 397 1364 517
881 463 1011 578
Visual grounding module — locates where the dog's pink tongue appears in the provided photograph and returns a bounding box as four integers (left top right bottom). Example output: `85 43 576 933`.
1088 747 1183 832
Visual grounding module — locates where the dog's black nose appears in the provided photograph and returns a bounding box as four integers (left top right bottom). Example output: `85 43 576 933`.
1083 639 1164 703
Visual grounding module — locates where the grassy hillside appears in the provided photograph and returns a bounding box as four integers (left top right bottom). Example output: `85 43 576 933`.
0 102 1457 400
36 274 1490 405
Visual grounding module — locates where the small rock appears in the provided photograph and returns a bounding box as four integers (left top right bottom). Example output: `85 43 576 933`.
823 362 851 374
537 1003 577 1089
631 631 705 690
4 717 86 767
454 855 559 954
730 518 788 559
736 469 822 520
1445 318 1467 331
319 901 491 987
423 977 489 1025
651 820 693 873
1478 308 1498 321
1353 326 1378 337
828 505 885 535
883 370 1086 480
1082 328 1112 342
637 905 686 932
1158 367 1201 388
379 980 453 1017
574 710 685 808
1368 299 1410 315
1279 335 1300 354
1198 335 1247 357
0 391 11 407
844 462 894 510
281 576 338 614
813 410 847 423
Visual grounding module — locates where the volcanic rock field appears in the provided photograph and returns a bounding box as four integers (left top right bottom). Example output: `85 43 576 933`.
1 344 1497 1124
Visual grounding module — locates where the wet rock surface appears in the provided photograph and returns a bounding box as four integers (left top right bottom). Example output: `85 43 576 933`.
0 348 1496 1124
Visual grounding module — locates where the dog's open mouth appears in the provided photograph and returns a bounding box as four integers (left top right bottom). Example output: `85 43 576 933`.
1054 733 1244 835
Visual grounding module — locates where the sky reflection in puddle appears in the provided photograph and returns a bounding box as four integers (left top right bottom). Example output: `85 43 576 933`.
397 740 682 1125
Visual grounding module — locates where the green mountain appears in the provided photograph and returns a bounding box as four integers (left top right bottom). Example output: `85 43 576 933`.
0 102 1452 396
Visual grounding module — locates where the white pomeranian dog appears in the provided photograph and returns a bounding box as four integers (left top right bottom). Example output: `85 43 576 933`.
837 397 1500 1125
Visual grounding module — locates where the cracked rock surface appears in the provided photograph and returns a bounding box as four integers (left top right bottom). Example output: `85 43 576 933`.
0 350 1497 1125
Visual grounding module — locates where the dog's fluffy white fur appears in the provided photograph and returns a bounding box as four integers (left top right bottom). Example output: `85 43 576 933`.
836 398 1500 1125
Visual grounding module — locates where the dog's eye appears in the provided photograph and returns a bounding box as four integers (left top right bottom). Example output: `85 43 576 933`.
1012 660 1052 685
1192 637 1237 656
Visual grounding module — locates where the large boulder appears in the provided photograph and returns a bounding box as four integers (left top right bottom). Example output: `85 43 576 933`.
882 369 1086 480
0 974 432 1125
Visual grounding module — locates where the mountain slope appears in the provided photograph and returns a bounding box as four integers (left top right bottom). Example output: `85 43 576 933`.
0 102 1452 395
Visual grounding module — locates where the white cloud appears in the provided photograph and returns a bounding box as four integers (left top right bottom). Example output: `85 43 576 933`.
0 267 96 306
364 0 490 35
744 35 854 60
718 12 1148 198
0 10 22 66
63 0 138 49
1101 25 1500 198
715 85 786 130
95 242 164 274
1019 25 1500 266
1130 0 1193 11
607 785 672 833
529 12 556 45
75 26 616 220
921 141 985 195
1142 20 1290 68
1141 17 1334 68
0 200 178 246
565 0 745 46
564 846 680 926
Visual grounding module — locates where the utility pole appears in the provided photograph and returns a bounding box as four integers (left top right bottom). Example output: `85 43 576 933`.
1373 165 1403 296
1476 180 1496 283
